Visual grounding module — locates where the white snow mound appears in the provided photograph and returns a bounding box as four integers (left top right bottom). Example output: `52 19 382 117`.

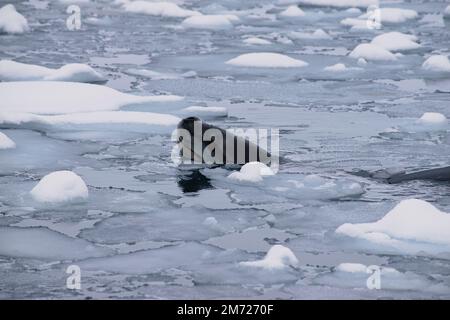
0 4 29 34
181 106 228 119
239 245 298 269
0 81 183 114
371 32 420 52
324 63 348 72
123 1 201 18
290 29 331 40
228 162 275 183
243 37 272 45
417 112 448 125
0 132 16 149
422 55 450 72
336 199 450 253
279 5 305 18
30 170 89 203
349 43 397 61
182 14 238 30
226 52 308 68
359 7 418 24
0 60 105 83
298 0 378 8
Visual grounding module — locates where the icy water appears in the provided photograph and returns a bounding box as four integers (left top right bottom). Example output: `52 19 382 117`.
1 0 450 299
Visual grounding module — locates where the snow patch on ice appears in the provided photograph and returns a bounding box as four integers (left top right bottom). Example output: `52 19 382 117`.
336 199 450 254
349 43 397 61
243 37 272 45
422 55 450 72
298 0 378 8
0 81 183 114
30 170 89 203
226 52 308 68
182 14 239 30
289 29 331 40
0 111 181 133
324 63 348 72
279 5 305 18
125 68 196 80
0 131 16 149
239 245 298 270
360 7 418 24
123 1 201 18
0 60 106 83
228 162 274 183
371 32 420 52
417 112 448 126
0 4 29 34
181 106 228 119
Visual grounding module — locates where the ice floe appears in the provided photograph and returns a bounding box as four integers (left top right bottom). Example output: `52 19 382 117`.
0 226 111 260
323 63 348 72
122 1 201 18
314 263 443 292
180 106 228 119
445 5 450 19
279 5 305 18
242 37 272 45
30 170 89 203
298 0 378 8
0 132 15 149
0 111 181 133
0 81 182 114
125 68 196 80
359 7 418 24
182 14 238 30
349 43 397 61
239 245 298 270
226 52 308 68
0 4 29 34
289 29 331 40
228 162 274 183
422 55 450 72
371 32 420 52
0 60 106 83
336 199 450 254
417 112 448 126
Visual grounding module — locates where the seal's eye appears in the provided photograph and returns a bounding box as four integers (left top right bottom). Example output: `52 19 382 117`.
178 136 183 143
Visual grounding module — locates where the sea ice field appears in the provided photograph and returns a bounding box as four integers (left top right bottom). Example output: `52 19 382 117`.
1 0 450 299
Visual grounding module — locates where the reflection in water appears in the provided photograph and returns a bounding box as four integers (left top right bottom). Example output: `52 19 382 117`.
177 169 213 193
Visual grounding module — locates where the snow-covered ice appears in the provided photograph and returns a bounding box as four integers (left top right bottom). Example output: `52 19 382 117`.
298 0 378 8
242 37 272 45
336 199 450 255
226 53 308 68
122 1 201 18
289 29 331 40
0 4 28 34
349 43 397 61
182 15 238 30
228 162 274 183
180 106 228 119
0 81 182 114
279 5 305 18
422 55 450 72
0 131 16 149
30 170 89 203
0 60 106 83
371 32 420 52
239 245 298 270
360 8 418 24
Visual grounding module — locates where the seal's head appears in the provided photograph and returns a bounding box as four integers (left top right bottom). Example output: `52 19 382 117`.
177 116 201 135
